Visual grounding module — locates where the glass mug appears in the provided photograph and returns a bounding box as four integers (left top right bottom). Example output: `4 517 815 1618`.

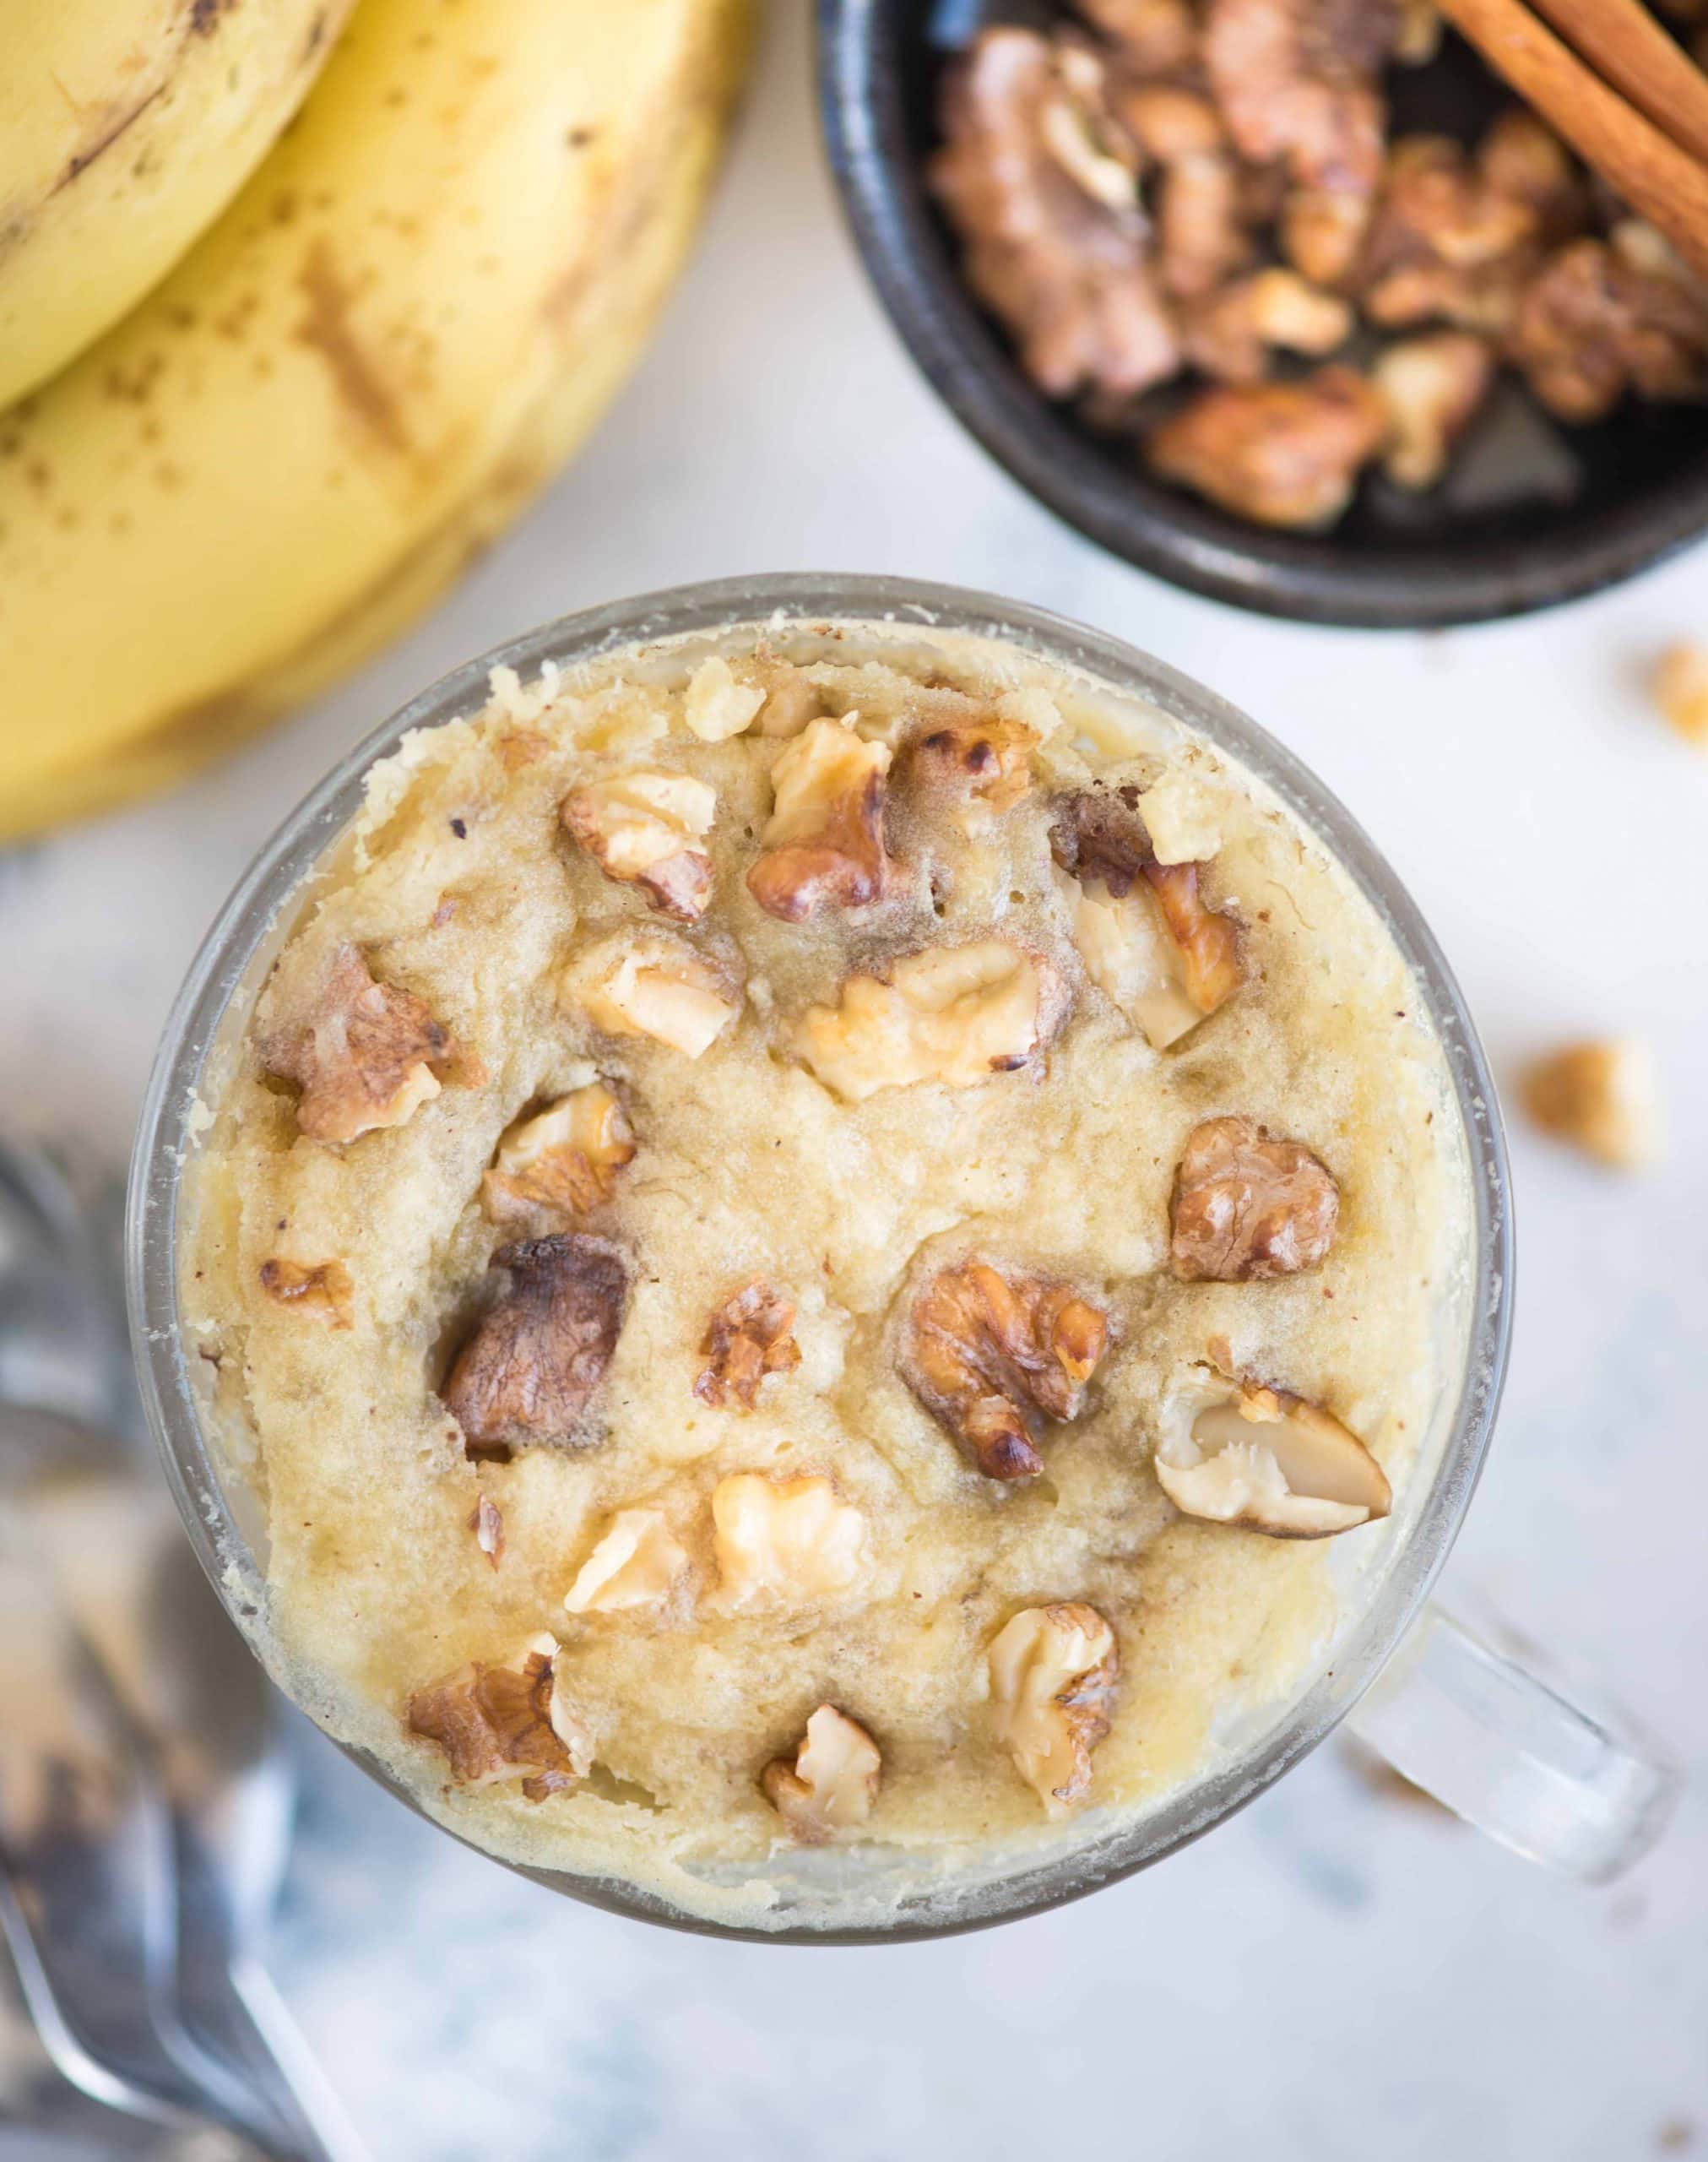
127 575 1679 1941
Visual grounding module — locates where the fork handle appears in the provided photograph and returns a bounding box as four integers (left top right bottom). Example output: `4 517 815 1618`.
216 1956 373 2162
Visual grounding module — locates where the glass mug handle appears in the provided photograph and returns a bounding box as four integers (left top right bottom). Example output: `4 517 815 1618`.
1345 1600 1682 1882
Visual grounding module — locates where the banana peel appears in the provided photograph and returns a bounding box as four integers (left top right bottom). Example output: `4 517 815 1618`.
0 0 356 410
0 0 752 842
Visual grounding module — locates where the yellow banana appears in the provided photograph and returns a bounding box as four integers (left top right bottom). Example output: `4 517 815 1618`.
0 0 751 841
0 0 356 410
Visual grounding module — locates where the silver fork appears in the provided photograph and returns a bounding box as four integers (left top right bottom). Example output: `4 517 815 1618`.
0 1149 366 2160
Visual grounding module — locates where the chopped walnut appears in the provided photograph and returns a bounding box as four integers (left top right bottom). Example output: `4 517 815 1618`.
929 28 1180 399
762 1705 881 1844
1654 644 1708 746
1520 1038 1657 1170
1358 134 1543 334
1050 788 1241 1046
906 710 1038 823
1080 0 1201 76
259 942 468 1143
1371 330 1496 487
1507 237 1708 423
258 1257 354 1327
900 1259 1109 1480
1145 365 1386 529
1183 266 1354 383
794 942 1065 1101
1170 1116 1340 1279
683 655 765 742
481 1084 636 1225
1392 0 1442 62
562 1507 689 1613
1478 111 1586 240
563 932 740 1058
561 769 716 922
1158 151 1255 301
406 1634 592 1798
1114 84 1250 299
987 1604 1119 1815
746 720 892 921
469 1491 505 1568
443 1235 626 1456
1155 1366 1391 1536
1204 0 1390 281
711 1474 865 1606
695 1283 801 1410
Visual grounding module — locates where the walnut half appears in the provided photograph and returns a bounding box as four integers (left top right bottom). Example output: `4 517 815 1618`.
761 1705 882 1844
443 1235 626 1459
901 1260 1109 1480
405 1634 592 1801
695 1283 801 1410
259 942 470 1143
1170 1115 1339 1280
987 1605 1119 1816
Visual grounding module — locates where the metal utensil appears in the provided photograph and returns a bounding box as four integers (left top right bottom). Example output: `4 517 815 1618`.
0 1146 365 2159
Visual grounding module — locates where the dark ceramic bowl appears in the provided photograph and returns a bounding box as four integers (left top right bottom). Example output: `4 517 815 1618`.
817 0 1708 626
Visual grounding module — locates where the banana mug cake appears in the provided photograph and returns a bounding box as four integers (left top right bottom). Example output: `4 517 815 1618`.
183 613 1467 1925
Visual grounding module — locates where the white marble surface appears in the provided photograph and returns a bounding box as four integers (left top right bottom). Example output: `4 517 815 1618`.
3 6 1705 2154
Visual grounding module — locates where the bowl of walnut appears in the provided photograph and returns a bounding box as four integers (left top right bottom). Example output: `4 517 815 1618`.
818 0 1708 626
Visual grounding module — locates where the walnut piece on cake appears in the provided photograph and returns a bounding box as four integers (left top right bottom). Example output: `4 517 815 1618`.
481 1084 636 1225
762 1705 882 1843
906 709 1039 822
259 942 472 1143
1155 1365 1391 1536
695 1282 801 1410
562 1507 688 1614
746 719 892 922
987 1604 1119 1815
258 1257 355 1327
443 1235 626 1459
562 932 740 1058
561 769 717 922
406 1634 591 1801
1170 1116 1339 1280
794 942 1066 1100
1050 788 1241 1047
900 1260 1109 1481
711 1474 865 1606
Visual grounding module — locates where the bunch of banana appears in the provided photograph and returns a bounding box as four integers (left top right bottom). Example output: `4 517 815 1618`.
0 0 751 840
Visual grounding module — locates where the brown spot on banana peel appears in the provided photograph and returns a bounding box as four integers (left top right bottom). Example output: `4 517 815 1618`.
53 85 171 195
295 239 412 454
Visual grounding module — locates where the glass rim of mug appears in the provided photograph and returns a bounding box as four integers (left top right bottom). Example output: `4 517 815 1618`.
127 573 1515 1944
